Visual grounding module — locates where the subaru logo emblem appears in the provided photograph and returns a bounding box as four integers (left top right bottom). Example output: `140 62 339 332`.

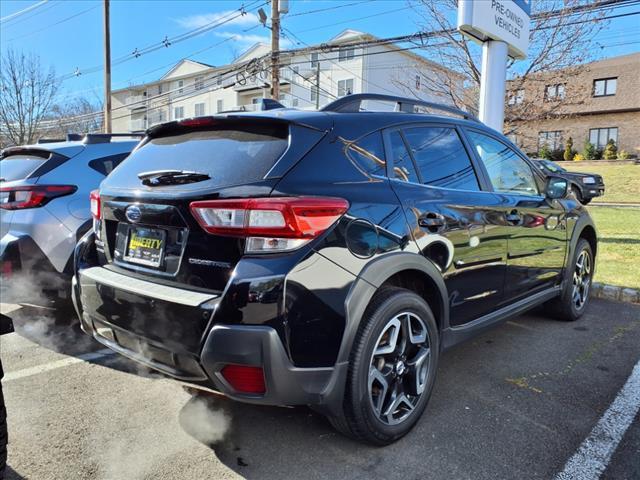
125 205 142 223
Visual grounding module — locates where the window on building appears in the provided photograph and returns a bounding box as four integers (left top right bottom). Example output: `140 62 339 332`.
158 84 163 94
508 89 524 106
467 130 539 196
538 131 563 150
311 52 319 68
338 78 354 97
216 99 224 113
194 103 205 117
593 77 617 97
346 131 386 177
545 84 565 101
402 127 480 191
194 76 204 90
292 98 299 107
589 127 618 149
338 46 355 62
216 76 222 86
174 106 184 120
177 80 184 94
415 75 421 90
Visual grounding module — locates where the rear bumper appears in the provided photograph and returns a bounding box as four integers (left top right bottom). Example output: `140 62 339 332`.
74 266 345 411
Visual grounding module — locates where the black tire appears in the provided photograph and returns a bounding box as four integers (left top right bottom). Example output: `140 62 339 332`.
571 186 584 204
0 382 7 479
329 287 439 445
545 238 594 321
582 198 592 205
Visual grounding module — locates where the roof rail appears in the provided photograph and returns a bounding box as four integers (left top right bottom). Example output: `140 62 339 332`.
83 133 144 144
37 138 66 144
320 93 479 122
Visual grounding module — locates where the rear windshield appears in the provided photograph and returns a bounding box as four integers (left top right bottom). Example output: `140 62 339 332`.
0 154 48 182
109 124 289 188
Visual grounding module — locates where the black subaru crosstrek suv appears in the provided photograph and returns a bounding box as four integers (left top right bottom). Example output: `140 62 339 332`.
73 94 597 445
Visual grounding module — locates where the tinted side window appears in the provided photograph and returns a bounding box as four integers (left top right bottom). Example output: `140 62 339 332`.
0 155 48 181
402 127 479 191
466 130 539 196
88 153 130 176
347 131 386 177
389 131 419 183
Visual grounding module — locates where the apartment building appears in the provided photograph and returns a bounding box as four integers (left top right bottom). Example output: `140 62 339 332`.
111 29 463 133
504 52 640 156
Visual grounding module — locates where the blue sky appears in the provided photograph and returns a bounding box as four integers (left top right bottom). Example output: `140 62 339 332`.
1 0 639 102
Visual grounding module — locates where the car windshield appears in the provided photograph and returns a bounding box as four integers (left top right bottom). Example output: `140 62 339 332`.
0 154 49 182
542 160 565 173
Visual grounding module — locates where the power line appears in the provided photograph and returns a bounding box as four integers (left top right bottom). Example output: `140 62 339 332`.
56 0 268 81
0 0 49 23
5 4 99 42
0 0 58 27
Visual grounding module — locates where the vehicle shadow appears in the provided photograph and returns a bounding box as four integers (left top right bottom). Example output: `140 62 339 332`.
5 306 158 379
4 465 27 480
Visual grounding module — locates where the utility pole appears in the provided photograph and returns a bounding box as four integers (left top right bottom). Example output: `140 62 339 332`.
103 0 112 133
315 63 320 110
270 0 280 100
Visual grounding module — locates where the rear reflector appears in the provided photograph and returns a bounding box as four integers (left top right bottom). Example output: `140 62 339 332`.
0 185 77 210
220 364 266 394
90 190 101 219
190 197 349 253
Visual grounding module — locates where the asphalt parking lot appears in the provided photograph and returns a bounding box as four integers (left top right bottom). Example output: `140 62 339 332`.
1 298 639 480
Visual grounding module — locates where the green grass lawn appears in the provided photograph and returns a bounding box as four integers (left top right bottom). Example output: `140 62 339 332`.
588 207 640 289
562 162 640 204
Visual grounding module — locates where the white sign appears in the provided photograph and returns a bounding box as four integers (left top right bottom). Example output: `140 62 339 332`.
458 0 530 59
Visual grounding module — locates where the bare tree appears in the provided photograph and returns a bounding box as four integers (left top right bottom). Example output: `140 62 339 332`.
47 96 104 138
0 49 59 147
395 0 606 120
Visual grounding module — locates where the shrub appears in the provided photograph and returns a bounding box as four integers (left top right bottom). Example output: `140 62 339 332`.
617 149 630 160
583 140 596 160
573 153 585 161
603 139 618 160
538 144 552 160
594 148 603 160
550 149 565 162
563 137 573 162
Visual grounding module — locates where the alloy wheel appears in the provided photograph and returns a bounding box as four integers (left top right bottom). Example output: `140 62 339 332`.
368 312 431 425
572 249 591 310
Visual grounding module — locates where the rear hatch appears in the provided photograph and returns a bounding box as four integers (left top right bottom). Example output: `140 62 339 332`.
96 115 330 293
1 146 83 238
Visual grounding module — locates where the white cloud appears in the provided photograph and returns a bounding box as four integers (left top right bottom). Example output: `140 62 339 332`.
213 31 293 48
176 10 259 29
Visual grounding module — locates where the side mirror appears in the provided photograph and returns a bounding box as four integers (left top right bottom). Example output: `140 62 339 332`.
0 313 14 335
545 176 568 199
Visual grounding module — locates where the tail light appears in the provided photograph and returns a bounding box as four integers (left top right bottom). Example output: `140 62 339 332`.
0 185 77 210
190 197 349 253
90 190 101 219
220 364 266 394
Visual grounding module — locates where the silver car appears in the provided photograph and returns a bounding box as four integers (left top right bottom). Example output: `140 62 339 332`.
0 134 141 313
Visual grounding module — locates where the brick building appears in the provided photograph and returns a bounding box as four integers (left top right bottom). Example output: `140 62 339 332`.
504 52 640 157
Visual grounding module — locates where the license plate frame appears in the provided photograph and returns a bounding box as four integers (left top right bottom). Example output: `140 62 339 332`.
123 226 166 268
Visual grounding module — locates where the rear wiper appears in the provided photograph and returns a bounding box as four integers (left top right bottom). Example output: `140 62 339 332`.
138 169 210 186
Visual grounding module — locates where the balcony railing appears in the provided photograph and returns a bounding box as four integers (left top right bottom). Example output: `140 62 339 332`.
125 95 147 109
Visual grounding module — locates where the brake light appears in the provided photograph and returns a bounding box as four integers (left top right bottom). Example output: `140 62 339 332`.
90 190 101 219
221 365 266 394
178 117 219 128
190 197 349 253
0 185 77 210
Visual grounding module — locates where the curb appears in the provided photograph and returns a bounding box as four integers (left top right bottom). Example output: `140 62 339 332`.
591 282 640 304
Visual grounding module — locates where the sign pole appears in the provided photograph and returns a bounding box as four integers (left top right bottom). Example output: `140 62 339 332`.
478 40 508 131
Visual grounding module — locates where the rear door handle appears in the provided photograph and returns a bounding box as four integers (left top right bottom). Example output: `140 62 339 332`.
419 212 446 233
505 210 522 225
